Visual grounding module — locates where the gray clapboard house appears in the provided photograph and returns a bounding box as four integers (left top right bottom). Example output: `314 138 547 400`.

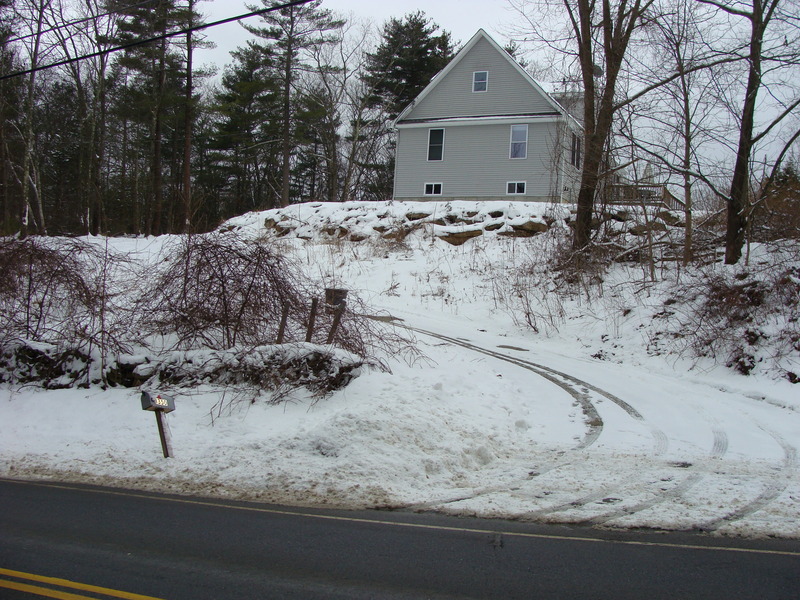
392 29 582 203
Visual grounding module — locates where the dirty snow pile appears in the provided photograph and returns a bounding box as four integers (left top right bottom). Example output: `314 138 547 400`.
2 200 799 539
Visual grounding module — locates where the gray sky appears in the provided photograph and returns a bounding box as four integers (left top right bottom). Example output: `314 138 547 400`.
197 0 513 72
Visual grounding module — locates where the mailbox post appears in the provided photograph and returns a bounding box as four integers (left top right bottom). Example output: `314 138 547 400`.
141 391 175 458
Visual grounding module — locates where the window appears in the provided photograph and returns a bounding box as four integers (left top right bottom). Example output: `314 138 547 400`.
473 71 488 93
428 128 445 161
570 132 582 168
510 125 528 159
506 181 526 195
424 183 443 196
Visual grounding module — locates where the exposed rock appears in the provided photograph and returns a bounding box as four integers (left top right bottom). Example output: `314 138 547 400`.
629 222 668 236
499 229 538 238
609 210 632 222
657 211 685 227
489 210 504 219
406 212 432 221
437 229 483 246
511 220 549 234
484 222 504 232
323 226 348 238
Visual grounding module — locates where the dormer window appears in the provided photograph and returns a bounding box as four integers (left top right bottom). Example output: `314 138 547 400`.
473 71 488 93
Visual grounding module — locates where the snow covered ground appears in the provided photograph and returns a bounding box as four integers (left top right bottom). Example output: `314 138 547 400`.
2 201 799 539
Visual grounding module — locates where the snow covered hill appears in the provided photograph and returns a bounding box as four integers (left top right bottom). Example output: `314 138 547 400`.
2 201 798 539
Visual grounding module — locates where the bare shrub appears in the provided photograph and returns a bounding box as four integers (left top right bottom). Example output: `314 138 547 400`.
662 246 800 379
136 233 414 371
0 237 134 386
0 238 91 345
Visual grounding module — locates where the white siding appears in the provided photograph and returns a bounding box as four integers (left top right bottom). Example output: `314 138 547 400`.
403 37 555 121
394 122 561 200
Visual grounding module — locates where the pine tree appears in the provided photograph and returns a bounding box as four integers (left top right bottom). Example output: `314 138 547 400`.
210 41 282 215
363 12 454 120
110 0 194 234
243 0 344 206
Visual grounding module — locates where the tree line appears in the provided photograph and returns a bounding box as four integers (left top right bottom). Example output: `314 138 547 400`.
2 0 799 267
0 0 453 236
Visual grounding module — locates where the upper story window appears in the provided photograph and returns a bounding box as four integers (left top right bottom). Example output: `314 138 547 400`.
428 128 445 161
510 125 528 159
570 132 582 168
473 71 488 93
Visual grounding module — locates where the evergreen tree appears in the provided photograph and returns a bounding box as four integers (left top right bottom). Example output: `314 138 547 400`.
210 41 282 216
363 12 454 120
109 0 195 234
294 83 341 203
243 0 344 206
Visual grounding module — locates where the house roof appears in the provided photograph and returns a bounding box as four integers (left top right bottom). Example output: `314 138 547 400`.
393 29 577 128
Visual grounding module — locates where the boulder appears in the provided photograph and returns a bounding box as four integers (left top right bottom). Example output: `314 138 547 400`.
629 221 668 236
511 220 549 234
437 229 483 246
656 211 684 227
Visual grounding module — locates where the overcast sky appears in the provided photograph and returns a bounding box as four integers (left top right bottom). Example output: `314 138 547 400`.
197 0 514 72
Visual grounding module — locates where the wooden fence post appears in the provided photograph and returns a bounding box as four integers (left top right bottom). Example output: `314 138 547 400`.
305 298 319 343
326 302 346 344
276 303 289 344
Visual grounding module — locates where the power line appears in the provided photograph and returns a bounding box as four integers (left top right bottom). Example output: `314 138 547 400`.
0 0 312 82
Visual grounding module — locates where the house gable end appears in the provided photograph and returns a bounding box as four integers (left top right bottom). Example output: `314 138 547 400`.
395 30 563 124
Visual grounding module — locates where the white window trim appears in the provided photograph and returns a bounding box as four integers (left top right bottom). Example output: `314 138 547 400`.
506 181 527 195
427 128 445 162
424 182 443 196
473 71 488 93
570 132 582 168
510 124 528 159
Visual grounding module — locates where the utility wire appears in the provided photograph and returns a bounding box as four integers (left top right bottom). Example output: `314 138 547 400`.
0 0 312 81
7 0 155 44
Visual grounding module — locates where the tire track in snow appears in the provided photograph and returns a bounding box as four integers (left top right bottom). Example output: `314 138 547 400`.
410 327 665 452
522 429 728 522
396 323 791 531
401 327 669 512
581 429 730 525
697 426 798 532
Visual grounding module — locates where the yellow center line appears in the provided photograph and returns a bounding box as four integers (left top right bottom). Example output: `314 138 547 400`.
0 568 166 600
5 478 800 559
0 578 95 600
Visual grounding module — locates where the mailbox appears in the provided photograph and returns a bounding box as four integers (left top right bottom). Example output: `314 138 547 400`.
141 391 175 413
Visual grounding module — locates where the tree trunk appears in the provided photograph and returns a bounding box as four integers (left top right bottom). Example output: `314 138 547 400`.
724 2 764 265
280 42 293 208
20 0 51 238
151 36 168 235
181 1 194 233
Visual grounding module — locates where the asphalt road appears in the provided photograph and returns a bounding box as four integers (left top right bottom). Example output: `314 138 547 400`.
1 478 799 599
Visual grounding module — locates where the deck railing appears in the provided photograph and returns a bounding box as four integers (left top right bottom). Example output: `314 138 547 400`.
605 184 685 211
